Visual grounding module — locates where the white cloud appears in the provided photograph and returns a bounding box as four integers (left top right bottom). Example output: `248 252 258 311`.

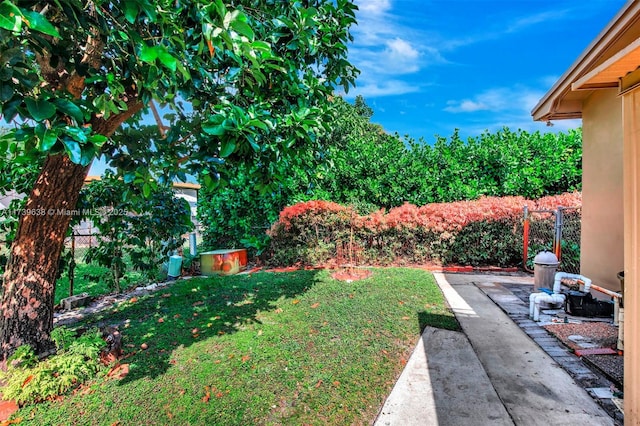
441 9 573 51
358 0 391 15
442 83 582 135
506 10 570 33
347 80 420 98
386 38 419 60
445 86 544 114
347 0 431 97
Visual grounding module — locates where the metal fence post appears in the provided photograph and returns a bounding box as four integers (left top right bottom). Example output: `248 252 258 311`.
553 206 564 261
69 233 75 297
523 205 530 271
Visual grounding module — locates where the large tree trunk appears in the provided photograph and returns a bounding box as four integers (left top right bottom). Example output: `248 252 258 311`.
0 101 144 360
0 155 89 358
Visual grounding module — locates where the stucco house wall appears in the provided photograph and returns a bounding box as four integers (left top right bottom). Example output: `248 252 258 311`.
531 2 640 420
581 89 625 291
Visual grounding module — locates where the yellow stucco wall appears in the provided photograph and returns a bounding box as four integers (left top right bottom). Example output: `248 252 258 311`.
622 87 640 425
581 89 625 291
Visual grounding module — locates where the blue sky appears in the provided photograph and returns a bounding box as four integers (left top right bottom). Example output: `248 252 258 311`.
342 0 627 142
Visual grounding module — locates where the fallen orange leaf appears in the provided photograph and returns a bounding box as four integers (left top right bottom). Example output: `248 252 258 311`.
310 303 320 309
107 364 130 379
292 299 300 305
22 375 33 388
129 297 138 303
401 316 410 320
315 380 323 388
241 355 251 363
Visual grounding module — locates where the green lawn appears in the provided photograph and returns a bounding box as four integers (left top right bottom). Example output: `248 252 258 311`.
18 268 457 425
55 262 147 305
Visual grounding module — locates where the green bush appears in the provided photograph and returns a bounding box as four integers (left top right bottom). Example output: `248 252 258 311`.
197 97 583 256
0 327 106 405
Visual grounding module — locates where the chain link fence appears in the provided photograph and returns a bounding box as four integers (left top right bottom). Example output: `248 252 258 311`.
59 226 203 295
523 206 581 274
0 237 8 277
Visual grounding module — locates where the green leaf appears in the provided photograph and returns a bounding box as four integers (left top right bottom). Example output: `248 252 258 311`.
142 182 151 198
53 99 83 122
35 125 58 152
0 1 22 32
223 10 237 30
62 138 81 164
250 41 271 52
21 10 60 37
247 119 268 131
202 116 226 136
123 1 139 23
63 126 88 143
231 20 254 39
0 82 13 102
139 44 158 63
1 96 21 122
123 172 135 184
79 144 96 166
157 50 177 72
219 140 236 157
88 134 108 148
202 125 226 136
25 98 56 121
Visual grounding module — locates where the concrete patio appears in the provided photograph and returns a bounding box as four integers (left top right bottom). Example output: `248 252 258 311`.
375 272 620 426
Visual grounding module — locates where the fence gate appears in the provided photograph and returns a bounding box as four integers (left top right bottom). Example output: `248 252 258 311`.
523 206 581 275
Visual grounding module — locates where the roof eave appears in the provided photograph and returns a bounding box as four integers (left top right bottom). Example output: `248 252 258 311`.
532 1 640 122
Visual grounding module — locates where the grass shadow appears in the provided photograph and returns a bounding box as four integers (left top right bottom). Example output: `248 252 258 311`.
417 310 460 334
72 269 321 385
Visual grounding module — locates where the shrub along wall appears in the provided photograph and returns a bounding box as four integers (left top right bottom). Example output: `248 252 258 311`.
267 192 581 268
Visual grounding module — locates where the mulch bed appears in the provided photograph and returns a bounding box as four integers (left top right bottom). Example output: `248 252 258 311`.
331 268 373 281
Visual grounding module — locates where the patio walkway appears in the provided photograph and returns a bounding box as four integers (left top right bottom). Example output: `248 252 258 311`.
374 272 616 426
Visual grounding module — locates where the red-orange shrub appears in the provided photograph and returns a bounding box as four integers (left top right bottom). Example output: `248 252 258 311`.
266 193 582 267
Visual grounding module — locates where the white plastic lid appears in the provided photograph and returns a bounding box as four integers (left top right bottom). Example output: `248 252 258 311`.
533 250 559 265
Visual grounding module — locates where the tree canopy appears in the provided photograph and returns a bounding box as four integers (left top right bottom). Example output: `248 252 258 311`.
0 0 358 185
0 0 358 358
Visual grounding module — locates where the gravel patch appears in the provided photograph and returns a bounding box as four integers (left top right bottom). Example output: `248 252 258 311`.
543 322 618 351
584 354 624 387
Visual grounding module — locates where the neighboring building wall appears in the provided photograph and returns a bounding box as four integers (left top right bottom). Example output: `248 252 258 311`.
581 89 624 291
